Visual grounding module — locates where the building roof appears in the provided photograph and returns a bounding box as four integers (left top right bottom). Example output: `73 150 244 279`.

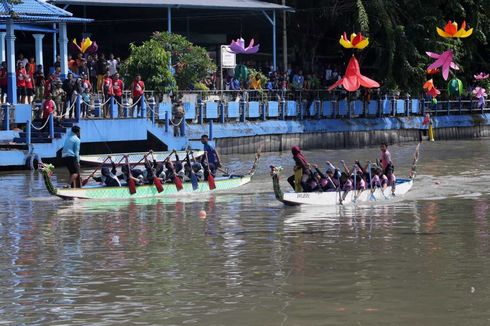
0 0 92 23
49 0 293 11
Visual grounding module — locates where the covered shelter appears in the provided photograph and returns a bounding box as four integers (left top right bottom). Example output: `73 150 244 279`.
49 0 293 71
0 0 91 104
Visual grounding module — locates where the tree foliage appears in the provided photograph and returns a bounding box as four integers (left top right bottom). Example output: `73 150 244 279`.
152 32 216 90
287 0 490 95
120 39 176 93
121 32 215 92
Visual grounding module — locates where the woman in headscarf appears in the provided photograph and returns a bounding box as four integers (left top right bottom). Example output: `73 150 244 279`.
287 146 311 192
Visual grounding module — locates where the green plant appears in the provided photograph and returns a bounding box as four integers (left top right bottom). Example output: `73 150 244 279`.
120 39 176 94
152 32 216 90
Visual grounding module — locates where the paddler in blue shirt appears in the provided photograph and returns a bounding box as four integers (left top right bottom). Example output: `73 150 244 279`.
200 134 222 177
61 125 81 188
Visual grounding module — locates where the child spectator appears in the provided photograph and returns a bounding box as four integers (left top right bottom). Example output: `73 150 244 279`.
52 82 65 116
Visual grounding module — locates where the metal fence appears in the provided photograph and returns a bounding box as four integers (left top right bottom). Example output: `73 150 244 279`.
1 90 489 134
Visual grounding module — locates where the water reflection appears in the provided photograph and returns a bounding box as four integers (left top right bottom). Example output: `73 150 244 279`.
1 140 490 324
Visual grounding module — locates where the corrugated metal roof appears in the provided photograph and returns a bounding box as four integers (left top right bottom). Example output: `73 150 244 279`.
49 0 293 11
0 0 72 16
10 0 73 16
0 14 92 22
0 0 92 23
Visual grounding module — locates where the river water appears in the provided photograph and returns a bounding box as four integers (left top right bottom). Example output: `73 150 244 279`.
1 139 490 325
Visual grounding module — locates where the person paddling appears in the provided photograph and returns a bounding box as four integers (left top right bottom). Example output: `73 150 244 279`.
200 134 221 177
379 142 393 174
92 161 121 187
61 125 81 188
287 146 310 192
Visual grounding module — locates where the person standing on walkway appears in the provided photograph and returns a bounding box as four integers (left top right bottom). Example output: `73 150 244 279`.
112 73 124 117
131 74 145 117
96 54 107 92
62 125 81 188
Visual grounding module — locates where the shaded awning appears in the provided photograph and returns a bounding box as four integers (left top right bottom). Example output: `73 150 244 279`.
49 0 293 11
0 23 57 32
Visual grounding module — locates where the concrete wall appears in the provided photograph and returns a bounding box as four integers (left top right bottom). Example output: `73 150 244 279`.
215 123 490 155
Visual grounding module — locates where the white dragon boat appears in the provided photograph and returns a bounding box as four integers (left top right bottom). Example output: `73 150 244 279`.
270 143 420 206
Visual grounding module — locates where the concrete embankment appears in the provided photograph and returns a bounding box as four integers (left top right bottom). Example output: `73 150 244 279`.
185 114 490 154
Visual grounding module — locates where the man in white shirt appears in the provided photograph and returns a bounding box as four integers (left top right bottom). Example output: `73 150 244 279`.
107 53 118 77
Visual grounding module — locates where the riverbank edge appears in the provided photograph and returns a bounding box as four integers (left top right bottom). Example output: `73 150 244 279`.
214 126 490 155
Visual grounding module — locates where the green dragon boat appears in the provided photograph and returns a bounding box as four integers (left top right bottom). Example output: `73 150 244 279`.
41 154 260 200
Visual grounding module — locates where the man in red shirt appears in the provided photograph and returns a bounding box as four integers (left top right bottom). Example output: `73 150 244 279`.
131 73 145 117
112 73 124 117
0 62 7 104
102 71 113 118
16 62 27 103
42 95 57 134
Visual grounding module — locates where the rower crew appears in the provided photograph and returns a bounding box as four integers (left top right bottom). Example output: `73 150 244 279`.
121 165 145 185
201 134 221 176
93 163 121 187
287 146 310 192
380 142 393 174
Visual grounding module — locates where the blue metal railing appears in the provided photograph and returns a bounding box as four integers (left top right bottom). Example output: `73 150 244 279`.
2 91 490 146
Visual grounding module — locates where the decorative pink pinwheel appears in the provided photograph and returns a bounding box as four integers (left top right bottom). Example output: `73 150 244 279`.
426 50 459 81
474 72 489 80
472 86 487 107
228 38 260 54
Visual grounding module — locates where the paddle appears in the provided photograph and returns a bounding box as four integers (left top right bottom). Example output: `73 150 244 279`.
204 152 216 190
148 153 164 193
81 156 112 186
409 142 421 180
187 151 199 190
352 166 358 204
125 155 137 194
368 162 376 201
169 149 184 191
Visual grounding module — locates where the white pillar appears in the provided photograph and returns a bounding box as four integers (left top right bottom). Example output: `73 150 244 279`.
0 32 6 63
6 19 16 104
32 33 44 68
58 22 68 79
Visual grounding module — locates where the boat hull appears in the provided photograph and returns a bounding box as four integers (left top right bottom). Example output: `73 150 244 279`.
280 179 413 206
55 176 251 200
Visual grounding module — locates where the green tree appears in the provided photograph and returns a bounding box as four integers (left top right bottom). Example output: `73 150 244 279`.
120 38 176 93
152 32 216 90
286 0 490 95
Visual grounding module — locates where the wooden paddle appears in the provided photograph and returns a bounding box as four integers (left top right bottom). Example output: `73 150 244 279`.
148 153 164 193
204 152 216 190
125 155 137 194
81 156 112 186
168 149 183 191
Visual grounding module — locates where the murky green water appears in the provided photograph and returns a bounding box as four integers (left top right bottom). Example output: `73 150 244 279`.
1 140 490 325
